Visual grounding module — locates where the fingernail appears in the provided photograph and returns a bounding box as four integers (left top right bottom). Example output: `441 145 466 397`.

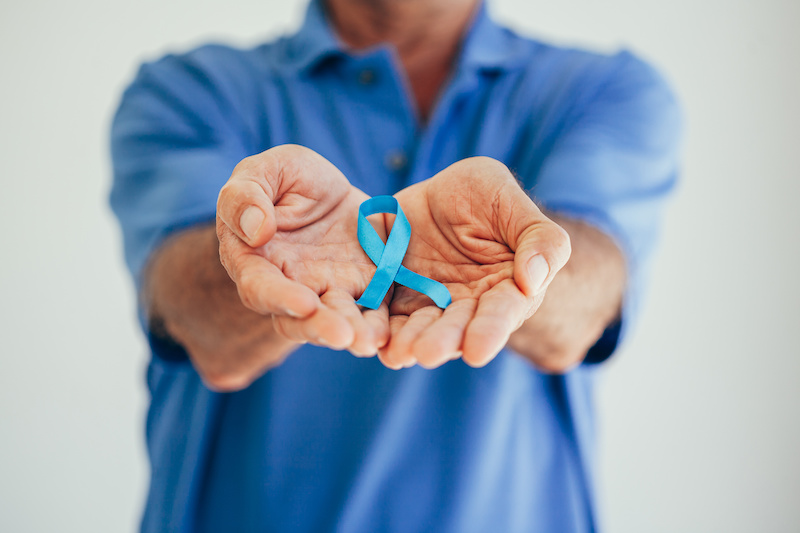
527 254 550 294
240 206 264 242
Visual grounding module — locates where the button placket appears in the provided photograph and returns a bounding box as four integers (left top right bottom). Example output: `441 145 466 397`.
385 150 408 172
358 68 376 85
349 49 417 189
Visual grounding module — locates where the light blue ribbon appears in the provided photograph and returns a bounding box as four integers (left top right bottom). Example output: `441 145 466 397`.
356 196 452 310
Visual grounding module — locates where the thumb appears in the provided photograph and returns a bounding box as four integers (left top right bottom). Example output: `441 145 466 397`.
478 168 570 298
431 155 572 298
217 144 354 248
513 219 571 298
217 158 279 248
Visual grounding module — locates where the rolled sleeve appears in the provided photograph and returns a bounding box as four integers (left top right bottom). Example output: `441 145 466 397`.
531 51 684 363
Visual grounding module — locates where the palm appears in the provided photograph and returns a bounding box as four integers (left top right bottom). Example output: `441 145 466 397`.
379 157 567 369
218 148 567 366
217 145 389 355
258 186 376 298
390 186 517 315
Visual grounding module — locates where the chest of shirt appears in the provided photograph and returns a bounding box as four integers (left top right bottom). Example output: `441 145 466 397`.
244 48 577 197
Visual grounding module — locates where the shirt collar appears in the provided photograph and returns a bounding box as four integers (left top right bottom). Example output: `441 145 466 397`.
282 0 344 74
458 2 523 72
283 0 523 75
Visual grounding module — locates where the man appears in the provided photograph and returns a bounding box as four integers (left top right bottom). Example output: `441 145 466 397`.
111 0 681 530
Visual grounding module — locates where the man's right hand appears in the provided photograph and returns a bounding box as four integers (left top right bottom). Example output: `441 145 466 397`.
215 144 390 358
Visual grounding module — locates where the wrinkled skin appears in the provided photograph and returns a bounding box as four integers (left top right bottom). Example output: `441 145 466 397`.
216 145 570 369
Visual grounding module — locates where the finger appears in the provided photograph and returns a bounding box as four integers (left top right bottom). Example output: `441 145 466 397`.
412 298 477 369
218 225 319 317
513 221 572 298
236 255 320 317
273 304 355 350
415 156 571 298
377 315 409 370
490 179 571 298
217 159 279 248
382 306 443 369
217 145 354 248
364 302 391 352
484 165 572 298
462 279 532 368
321 290 388 357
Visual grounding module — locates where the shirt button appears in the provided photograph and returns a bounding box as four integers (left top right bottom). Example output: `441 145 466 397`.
358 69 376 85
385 150 408 172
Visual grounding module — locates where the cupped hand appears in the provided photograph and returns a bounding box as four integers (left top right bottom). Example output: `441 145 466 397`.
378 157 572 369
216 144 389 356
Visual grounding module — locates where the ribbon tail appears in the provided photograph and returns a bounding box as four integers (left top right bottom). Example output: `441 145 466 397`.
394 267 452 309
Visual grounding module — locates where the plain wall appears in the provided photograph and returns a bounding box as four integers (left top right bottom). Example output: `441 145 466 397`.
0 0 797 531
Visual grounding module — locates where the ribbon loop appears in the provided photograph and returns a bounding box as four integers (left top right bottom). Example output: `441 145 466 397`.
356 196 452 310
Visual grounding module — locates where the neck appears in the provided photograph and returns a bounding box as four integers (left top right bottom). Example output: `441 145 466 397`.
325 0 480 121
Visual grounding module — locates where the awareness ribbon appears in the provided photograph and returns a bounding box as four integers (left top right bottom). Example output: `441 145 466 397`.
356 196 452 310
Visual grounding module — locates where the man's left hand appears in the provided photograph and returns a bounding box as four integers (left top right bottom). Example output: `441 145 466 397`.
378 157 571 369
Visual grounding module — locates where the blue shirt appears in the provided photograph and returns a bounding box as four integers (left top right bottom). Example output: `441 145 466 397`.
110 1 682 531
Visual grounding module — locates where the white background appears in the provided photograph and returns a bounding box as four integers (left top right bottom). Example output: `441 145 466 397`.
0 0 797 531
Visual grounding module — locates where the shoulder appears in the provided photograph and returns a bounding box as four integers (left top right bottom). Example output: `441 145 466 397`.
499 32 682 143
115 41 286 144
508 33 678 106
126 42 278 100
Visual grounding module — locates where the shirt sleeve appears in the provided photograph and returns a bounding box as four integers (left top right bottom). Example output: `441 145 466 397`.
110 48 254 362
530 51 684 364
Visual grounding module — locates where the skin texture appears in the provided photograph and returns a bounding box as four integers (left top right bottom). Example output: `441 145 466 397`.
215 145 391 357
381 158 571 370
144 0 627 391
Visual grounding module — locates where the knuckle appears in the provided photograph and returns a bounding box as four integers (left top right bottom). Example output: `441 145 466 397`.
216 181 237 216
217 174 266 219
231 180 265 209
554 224 571 253
460 156 511 185
541 222 572 268
277 143 307 159
232 154 258 176
471 155 508 173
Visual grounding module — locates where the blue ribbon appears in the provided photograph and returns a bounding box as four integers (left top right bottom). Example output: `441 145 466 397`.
356 196 452 310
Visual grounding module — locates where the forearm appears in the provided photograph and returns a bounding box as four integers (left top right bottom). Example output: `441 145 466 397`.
508 215 626 372
146 224 298 390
